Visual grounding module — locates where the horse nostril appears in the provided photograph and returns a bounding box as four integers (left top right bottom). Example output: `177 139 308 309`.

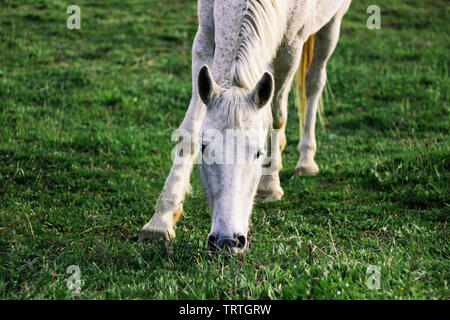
236 235 246 249
208 235 216 243
207 235 216 250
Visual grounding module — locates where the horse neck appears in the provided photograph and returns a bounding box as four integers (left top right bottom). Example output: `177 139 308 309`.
211 0 290 90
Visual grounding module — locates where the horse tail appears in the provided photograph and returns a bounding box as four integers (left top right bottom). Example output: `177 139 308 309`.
293 35 325 136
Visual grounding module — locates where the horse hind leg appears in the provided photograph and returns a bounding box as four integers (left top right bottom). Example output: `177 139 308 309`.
295 10 347 176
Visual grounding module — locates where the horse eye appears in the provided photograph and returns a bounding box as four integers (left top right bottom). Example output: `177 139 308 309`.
201 144 207 154
255 150 262 160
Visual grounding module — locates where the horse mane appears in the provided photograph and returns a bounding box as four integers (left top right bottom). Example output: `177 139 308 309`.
209 0 286 131
230 0 287 90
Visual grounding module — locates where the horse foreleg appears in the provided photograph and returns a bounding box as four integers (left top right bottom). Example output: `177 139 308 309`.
140 29 214 242
256 40 304 201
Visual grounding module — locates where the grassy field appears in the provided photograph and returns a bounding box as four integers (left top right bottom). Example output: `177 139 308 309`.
0 0 448 299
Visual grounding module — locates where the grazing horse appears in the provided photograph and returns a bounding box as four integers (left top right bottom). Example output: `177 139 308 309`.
140 0 352 253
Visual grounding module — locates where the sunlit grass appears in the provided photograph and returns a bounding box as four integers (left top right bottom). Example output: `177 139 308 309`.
0 0 448 299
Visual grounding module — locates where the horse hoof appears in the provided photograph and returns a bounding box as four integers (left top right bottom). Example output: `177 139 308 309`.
139 225 175 244
295 162 319 176
256 188 284 202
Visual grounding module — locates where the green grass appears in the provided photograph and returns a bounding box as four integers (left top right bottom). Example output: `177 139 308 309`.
0 0 448 299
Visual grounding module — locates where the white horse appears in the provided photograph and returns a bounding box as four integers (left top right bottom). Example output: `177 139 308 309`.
141 0 352 253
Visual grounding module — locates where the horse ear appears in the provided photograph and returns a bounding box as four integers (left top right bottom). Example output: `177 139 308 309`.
198 65 218 105
250 72 274 109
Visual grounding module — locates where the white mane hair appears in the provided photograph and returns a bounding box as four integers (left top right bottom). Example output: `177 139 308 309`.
209 0 287 131
230 0 289 90
210 87 273 130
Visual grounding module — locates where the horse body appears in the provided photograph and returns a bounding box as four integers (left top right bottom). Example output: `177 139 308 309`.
208 0 347 89
141 0 352 253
